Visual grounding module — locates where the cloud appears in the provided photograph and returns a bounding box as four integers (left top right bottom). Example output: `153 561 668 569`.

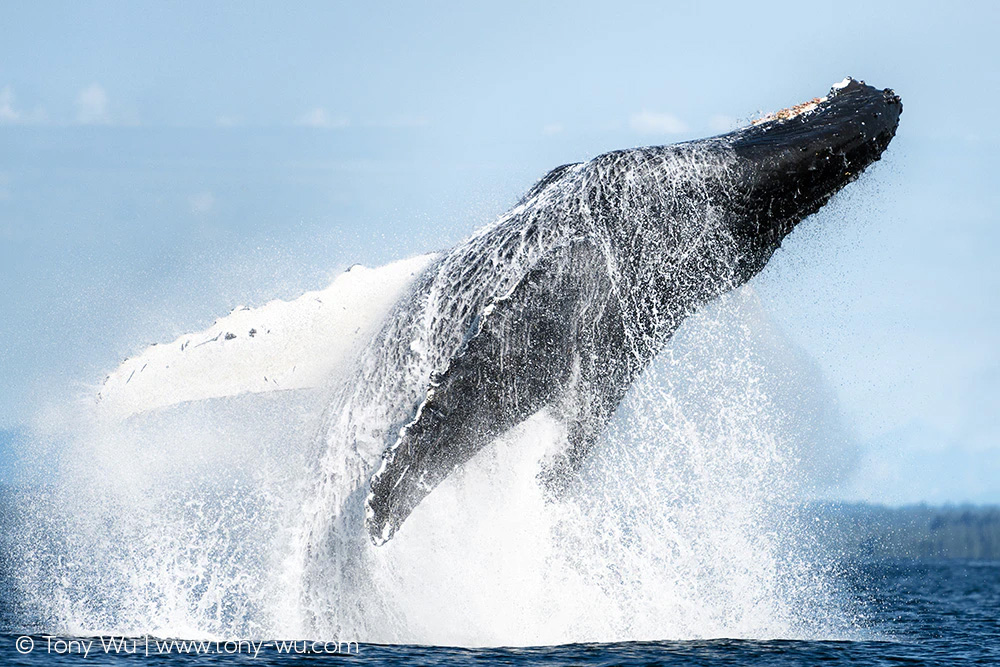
296 108 349 129
0 86 20 123
189 191 215 214
709 114 737 132
542 123 564 135
76 84 111 125
629 110 687 135
0 86 46 125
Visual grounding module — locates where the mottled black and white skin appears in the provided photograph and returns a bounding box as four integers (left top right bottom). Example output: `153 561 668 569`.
311 78 901 547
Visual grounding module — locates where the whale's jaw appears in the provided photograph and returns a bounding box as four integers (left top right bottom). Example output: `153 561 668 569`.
725 77 902 275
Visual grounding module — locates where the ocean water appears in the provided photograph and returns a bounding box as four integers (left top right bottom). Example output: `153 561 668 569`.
1 554 997 664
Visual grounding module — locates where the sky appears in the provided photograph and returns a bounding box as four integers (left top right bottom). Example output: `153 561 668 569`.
0 1 997 501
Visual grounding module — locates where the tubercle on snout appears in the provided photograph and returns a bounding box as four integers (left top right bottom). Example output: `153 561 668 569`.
749 76 901 129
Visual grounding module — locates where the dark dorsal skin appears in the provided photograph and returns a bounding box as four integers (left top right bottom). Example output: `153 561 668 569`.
360 78 901 545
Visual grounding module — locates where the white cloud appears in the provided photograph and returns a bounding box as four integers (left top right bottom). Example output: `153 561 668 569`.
542 123 564 135
0 86 46 124
709 114 737 133
629 110 688 135
0 86 20 123
296 108 349 129
189 191 215 214
76 84 111 125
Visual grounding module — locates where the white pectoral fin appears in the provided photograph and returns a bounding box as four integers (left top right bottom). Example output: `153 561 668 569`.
96 253 438 421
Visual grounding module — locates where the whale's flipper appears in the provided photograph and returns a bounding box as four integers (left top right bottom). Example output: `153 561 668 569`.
366 241 610 544
96 254 437 420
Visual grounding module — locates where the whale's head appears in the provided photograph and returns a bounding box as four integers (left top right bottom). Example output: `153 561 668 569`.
724 77 902 274
586 77 900 295
579 77 900 342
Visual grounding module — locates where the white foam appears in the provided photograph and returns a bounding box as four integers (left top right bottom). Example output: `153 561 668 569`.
831 77 853 91
13 142 863 645
13 279 856 645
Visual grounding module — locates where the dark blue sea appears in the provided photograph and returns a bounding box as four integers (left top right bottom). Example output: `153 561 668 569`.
1 557 996 665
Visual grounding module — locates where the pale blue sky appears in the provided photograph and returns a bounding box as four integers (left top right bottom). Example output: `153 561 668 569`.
1 1 997 501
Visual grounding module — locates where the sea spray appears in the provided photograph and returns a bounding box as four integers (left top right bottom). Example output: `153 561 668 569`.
11 146 859 644
11 282 851 644
288 287 851 645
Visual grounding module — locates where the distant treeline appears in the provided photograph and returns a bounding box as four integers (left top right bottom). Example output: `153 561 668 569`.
809 504 1000 560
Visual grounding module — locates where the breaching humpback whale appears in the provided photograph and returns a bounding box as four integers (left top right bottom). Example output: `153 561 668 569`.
357 77 901 545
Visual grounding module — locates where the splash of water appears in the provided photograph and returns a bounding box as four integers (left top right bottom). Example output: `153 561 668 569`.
12 144 858 645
